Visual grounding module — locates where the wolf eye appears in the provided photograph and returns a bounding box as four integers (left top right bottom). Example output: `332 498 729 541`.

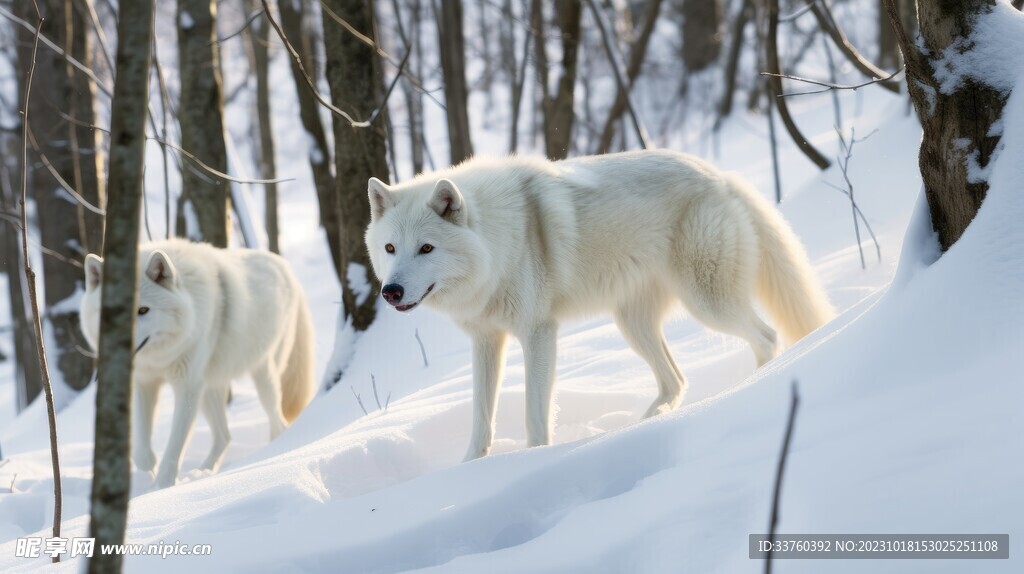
385 243 395 254
138 307 150 316
420 244 433 254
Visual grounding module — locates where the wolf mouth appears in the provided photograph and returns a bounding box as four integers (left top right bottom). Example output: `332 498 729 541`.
396 283 434 312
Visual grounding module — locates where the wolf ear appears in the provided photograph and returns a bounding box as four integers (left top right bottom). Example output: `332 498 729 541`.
368 177 395 220
84 254 103 291
428 179 466 226
145 251 177 289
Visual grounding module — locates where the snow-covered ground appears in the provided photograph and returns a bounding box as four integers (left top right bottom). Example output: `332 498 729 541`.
2 3 1023 571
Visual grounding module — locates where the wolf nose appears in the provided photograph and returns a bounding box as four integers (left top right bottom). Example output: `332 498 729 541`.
381 283 404 305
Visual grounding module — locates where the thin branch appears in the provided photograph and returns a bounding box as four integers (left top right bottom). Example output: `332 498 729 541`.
216 9 264 45
25 127 105 214
19 3 63 558
0 4 113 99
414 328 428 367
765 0 830 169
261 0 415 127
371 374 383 410
583 0 651 150
765 381 800 574
761 67 904 97
808 0 900 94
350 386 368 415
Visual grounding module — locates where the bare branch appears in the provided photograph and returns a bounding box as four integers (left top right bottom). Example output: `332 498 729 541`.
765 381 800 574
19 2 63 558
761 67 904 97
808 0 900 93
414 328 428 367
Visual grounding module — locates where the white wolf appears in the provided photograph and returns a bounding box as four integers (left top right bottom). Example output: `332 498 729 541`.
365 150 834 460
80 239 316 487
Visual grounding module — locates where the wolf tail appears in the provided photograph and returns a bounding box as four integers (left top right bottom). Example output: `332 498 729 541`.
281 291 316 423
725 174 835 345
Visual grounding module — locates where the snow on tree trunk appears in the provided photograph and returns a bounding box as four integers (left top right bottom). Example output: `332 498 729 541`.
320 0 389 386
885 0 1013 251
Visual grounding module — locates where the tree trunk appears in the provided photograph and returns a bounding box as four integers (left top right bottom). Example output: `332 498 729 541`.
717 0 753 122
438 0 474 163
534 0 583 160
682 0 723 72
177 0 230 247
87 1 153 571
248 3 279 253
14 0 104 393
884 0 1007 251
0 143 42 409
878 0 899 68
321 0 388 345
279 0 344 280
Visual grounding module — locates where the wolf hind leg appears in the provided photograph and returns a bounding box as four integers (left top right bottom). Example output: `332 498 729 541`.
679 284 778 368
253 358 288 440
614 294 686 419
200 384 231 472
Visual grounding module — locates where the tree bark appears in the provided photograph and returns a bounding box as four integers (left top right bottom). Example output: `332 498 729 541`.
321 0 388 335
884 0 1007 251
534 0 583 160
15 0 104 393
279 0 344 279
177 0 230 247
438 0 474 163
718 0 753 122
87 1 153 571
682 0 722 72
878 0 899 68
248 3 279 253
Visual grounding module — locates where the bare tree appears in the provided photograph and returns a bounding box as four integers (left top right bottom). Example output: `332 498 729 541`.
884 0 1010 251
718 0 754 122
177 0 231 247
15 0 104 393
533 0 582 160
87 0 154 569
596 0 663 153
277 0 344 279
438 0 474 163
682 0 723 72
320 0 390 384
247 1 279 253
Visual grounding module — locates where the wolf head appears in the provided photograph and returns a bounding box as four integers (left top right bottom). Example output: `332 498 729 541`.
365 176 488 313
79 249 195 360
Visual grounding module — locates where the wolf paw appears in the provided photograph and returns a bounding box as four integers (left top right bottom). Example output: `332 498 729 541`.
154 466 178 489
133 449 157 472
462 445 490 462
642 400 679 419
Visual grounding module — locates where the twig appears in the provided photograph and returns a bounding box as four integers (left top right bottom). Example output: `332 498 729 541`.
414 328 428 367
350 386 368 415
583 0 651 150
25 127 105 214
371 374 383 410
0 5 112 99
19 2 63 558
829 127 881 268
761 67 904 98
260 0 411 127
766 381 800 574
807 0 900 94
9 473 16 493
216 9 264 45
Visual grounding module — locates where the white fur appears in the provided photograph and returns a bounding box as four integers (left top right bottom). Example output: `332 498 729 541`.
365 150 834 460
80 239 316 488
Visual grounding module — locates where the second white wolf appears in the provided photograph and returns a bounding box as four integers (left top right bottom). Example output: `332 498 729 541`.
365 150 834 461
80 239 316 488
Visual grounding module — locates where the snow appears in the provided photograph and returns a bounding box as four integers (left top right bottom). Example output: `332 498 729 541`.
1 3 1022 572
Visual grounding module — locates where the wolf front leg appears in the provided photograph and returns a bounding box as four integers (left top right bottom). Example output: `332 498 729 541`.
463 330 508 461
523 322 558 448
132 380 160 472
154 378 203 488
